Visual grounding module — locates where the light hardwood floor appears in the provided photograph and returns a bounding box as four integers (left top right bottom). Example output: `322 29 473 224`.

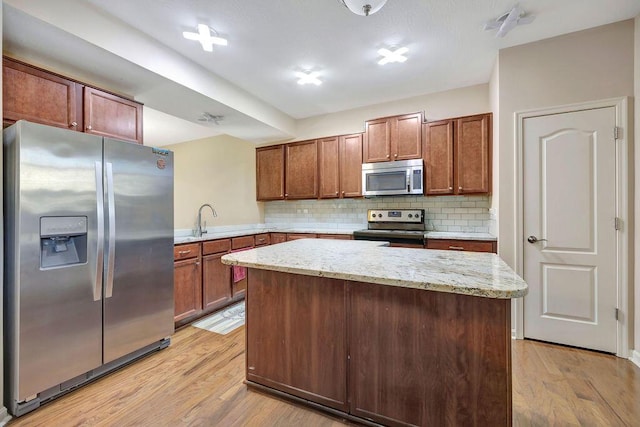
7 326 640 426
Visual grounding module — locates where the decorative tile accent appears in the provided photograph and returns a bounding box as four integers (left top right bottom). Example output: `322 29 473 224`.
264 195 491 233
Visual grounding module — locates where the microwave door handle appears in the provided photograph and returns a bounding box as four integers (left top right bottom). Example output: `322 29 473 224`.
407 169 411 192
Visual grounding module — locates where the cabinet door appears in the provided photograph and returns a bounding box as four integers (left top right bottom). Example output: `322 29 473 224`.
270 233 287 244
84 86 143 144
318 137 340 199
3 57 82 130
256 145 285 200
339 133 363 198
202 253 232 312
424 120 454 195
363 118 391 163
174 258 202 323
285 140 318 199
455 114 491 194
393 112 422 160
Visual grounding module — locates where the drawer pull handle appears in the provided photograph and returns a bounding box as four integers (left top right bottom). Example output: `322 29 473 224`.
178 250 192 255
448 246 465 250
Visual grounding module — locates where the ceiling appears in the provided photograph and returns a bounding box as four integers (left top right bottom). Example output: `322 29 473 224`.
3 0 640 146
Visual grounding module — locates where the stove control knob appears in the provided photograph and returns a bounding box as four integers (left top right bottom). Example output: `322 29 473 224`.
408 214 413 218
371 214 376 218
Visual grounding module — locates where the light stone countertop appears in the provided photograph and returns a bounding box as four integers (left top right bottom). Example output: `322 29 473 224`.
221 239 527 299
174 225 496 245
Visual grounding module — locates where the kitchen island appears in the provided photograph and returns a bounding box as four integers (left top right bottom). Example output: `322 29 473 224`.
221 239 527 426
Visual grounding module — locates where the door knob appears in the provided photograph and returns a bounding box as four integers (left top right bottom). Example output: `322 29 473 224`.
527 235 548 243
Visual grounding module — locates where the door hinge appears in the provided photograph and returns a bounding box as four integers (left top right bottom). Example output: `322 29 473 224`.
614 126 620 140
614 217 621 231
615 308 619 321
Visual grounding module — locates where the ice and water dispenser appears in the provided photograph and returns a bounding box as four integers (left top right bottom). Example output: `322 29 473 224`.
40 216 88 268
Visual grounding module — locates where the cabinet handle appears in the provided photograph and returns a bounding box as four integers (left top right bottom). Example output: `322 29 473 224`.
178 250 192 255
448 186 453 190
448 246 465 250
458 186 463 191
195 262 200 266
86 125 93 131
257 238 266 243
69 121 78 128
386 154 390 159
285 193 288 197
335 191 339 195
394 153 398 158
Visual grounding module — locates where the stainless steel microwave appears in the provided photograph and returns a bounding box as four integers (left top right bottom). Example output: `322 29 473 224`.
362 159 424 197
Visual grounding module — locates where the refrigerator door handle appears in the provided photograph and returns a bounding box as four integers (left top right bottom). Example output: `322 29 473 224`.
94 161 105 301
105 162 116 298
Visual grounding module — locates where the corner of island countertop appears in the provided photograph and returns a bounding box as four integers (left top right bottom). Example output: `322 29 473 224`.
221 239 527 299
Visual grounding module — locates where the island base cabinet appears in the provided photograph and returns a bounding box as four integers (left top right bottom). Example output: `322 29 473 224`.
245 269 348 412
349 282 512 427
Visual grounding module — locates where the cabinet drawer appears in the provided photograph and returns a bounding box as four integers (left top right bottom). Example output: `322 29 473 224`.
426 239 496 253
318 234 351 240
270 233 287 244
287 233 317 241
174 243 201 261
254 233 271 246
203 239 231 255
232 235 255 250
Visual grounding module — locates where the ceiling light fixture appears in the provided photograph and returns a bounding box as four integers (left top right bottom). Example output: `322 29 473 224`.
295 71 322 86
377 47 408 65
183 24 228 52
339 0 387 16
198 112 224 125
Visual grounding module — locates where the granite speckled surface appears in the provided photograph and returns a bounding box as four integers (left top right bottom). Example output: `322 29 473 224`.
174 225 496 244
221 239 527 299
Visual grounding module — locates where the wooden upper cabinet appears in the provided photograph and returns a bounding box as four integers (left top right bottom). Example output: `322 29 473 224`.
364 112 422 163
423 113 492 196
424 120 454 195
456 114 491 194
318 136 340 198
256 145 285 201
3 57 82 131
318 133 363 199
339 133 363 198
285 140 318 199
84 86 143 144
363 118 391 163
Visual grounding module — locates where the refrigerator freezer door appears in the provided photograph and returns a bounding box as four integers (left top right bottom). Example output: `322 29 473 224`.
4 121 104 402
102 139 174 363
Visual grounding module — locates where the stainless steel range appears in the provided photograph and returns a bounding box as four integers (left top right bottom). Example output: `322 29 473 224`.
353 209 426 248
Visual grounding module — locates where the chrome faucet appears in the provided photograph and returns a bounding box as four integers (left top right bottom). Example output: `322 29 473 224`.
195 203 217 237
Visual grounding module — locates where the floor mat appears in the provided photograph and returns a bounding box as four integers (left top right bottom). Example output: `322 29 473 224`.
192 301 245 335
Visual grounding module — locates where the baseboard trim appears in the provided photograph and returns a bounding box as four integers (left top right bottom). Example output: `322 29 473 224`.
631 349 640 369
0 406 12 426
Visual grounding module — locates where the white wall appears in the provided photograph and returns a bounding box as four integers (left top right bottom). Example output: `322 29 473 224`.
165 135 264 231
489 58 499 237
0 1 6 422
293 84 490 142
497 20 636 350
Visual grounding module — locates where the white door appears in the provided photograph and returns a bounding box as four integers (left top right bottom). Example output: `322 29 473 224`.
523 107 617 353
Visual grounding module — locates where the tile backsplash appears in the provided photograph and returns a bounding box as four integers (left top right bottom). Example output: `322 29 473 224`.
264 195 492 233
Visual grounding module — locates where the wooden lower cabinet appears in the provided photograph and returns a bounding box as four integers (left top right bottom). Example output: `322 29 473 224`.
245 270 512 426
202 253 232 311
270 233 287 244
349 282 511 426
173 257 202 323
426 238 496 253
246 270 348 411
286 233 317 241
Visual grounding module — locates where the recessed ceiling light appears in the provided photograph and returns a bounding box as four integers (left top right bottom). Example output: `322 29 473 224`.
183 24 228 52
377 47 408 65
295 71 322 86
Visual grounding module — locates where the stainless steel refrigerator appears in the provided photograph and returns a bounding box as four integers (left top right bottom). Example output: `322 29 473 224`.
3 121 174 416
